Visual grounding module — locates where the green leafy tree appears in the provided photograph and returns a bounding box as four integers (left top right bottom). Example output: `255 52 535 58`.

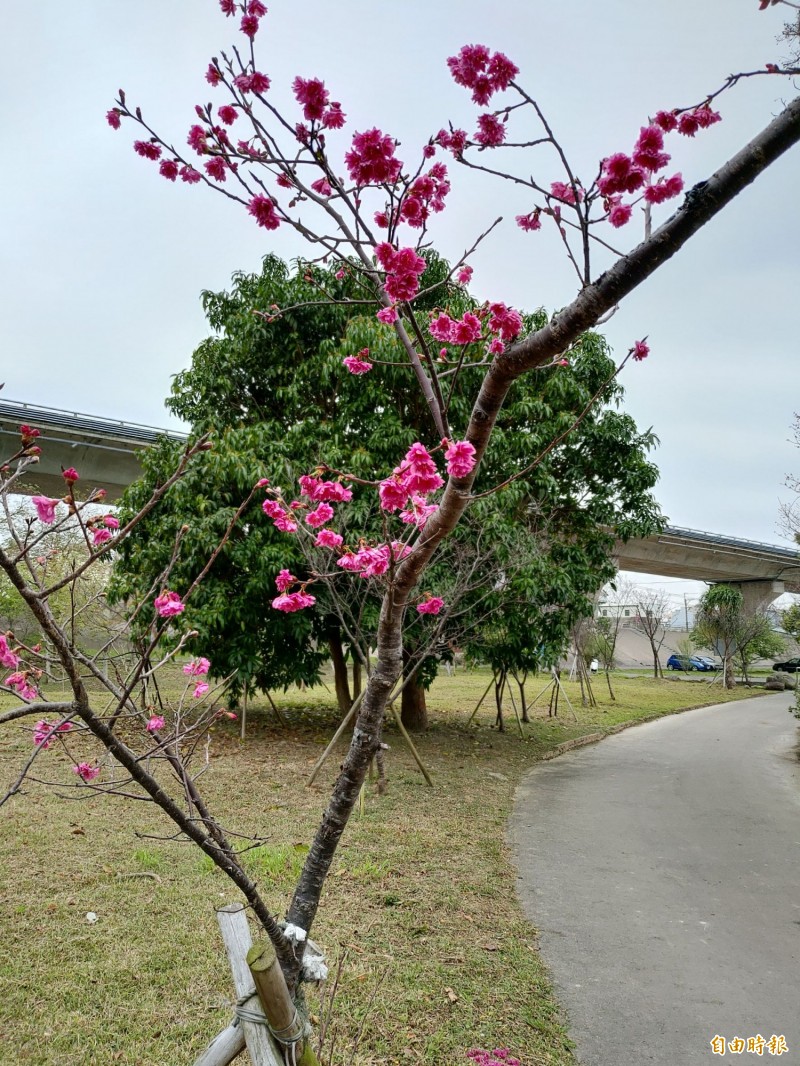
111 255 663 728
781 602 800 642
693 584 745 688
733 615 785 683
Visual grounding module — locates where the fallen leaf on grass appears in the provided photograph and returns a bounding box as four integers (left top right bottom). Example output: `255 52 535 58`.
444 986 458 1003
481 941 500 952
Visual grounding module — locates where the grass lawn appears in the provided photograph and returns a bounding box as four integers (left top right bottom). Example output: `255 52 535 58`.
0 667 765 1065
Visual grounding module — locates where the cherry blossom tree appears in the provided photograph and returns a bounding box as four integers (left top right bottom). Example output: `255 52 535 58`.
2 1 800 1059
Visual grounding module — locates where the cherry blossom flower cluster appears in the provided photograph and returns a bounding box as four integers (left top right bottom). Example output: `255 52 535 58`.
262 439 475 613
375 243 428 306
342 348 373 375
467 1049 521 1066
73 762 101 782
0 635 20 670
337 541 412 579
183 656 212 698
391 162 450 228
33 719 71 749
272 569 317 613
345 128 403 186
154 590 185 617
446 44 519 106
7 671 39 701
292 76 346 131
416 596 444 615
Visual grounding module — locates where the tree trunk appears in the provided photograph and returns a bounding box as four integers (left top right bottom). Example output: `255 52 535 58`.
604 668 615 701
352 656 362 700
328 630 351 715
400 649 428 731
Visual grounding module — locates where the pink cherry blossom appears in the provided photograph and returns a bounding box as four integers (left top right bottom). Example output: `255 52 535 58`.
449 312 482 345
193 682 210 699
180 165 201 183
447 45 518 105
654 109 678 132
205 157 228 182
445 439 477 479
183 657 211 676
248 194 281 229
315 529 344 549
154 590 185 618
206 63 222 86
147 715 165 732
608 201 633 228
248 0 267 16
0 636 19 670
159 159 179 181
487 337 505 354
92 528 113 547
32 496 59 524
293 77 329 122
218 104 238 125
240 13 260 37
550 181 584 204
475 113 506 147
632 339 650 361
429 313 455 342
106 109 121 129
343 352 373 374
103 515 120 529
516 210 542 232
249 70 271 94
311 177 332 197
322 102 346 129
377 306 398 324
487 302 523 342
345 128 403 186
272 590 316 612
457 265 473 285
73 763 101 782
297 476 353 503
306 502 335 528
32 719 71 748
417 596 444 615
400 496 438 528
219 0 236 13
62 467 79 484
133 140 162 161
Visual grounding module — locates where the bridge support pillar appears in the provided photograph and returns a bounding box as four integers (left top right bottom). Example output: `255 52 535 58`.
728 579 785 615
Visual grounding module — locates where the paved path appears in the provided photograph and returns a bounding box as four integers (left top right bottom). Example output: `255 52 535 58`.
510 694 800 1065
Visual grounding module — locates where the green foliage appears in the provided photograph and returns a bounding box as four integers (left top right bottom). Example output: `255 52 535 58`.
781 602 800 642
111 254 663 696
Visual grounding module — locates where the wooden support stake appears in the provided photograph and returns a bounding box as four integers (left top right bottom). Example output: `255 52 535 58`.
194 904 284 1066
247 943 321 1065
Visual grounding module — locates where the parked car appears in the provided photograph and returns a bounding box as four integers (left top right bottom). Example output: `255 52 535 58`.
693 656 721 672
773 657 800 673
666 654 716 672
667 654 696 671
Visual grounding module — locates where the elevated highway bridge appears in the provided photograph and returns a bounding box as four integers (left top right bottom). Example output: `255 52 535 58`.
2 398 798 607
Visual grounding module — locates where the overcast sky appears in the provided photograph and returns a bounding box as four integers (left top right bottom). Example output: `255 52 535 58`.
2 1 798 610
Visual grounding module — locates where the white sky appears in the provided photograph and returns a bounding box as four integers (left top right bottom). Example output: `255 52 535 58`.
2 1 799 607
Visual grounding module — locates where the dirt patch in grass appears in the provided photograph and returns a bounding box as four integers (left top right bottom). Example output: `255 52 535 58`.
0 669 764 1065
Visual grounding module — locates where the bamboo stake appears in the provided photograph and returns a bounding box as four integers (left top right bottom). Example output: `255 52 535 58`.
193 904 283 1066
465 675 495 725
386 700 433 786
506 684 525 739
247 943 320 1065
307 691 364 785
240 688 247 741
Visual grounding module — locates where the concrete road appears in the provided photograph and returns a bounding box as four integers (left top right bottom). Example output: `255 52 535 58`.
510 694 800 1065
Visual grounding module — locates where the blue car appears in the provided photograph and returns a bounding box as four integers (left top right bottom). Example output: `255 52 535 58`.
666 654 716 672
